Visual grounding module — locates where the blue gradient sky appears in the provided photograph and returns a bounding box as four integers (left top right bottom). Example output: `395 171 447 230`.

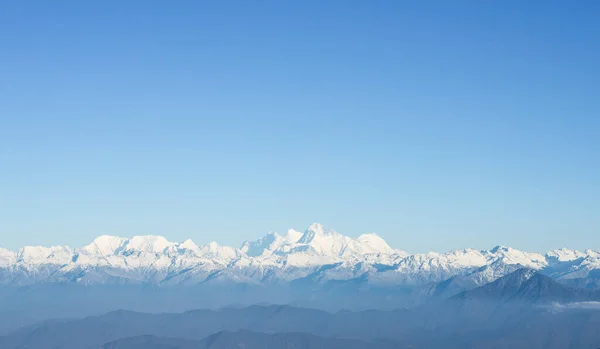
1 1 599 252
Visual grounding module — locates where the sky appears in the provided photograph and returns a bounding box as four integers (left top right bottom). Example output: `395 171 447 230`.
0 0 599 253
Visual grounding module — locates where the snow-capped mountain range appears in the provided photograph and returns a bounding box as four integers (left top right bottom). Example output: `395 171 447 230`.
0 223 598 286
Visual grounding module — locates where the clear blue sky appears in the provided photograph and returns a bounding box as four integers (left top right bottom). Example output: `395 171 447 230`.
1 1 598 253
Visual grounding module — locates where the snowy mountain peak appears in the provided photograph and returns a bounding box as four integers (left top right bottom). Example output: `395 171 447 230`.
198 242 240 260
546 248 586 262
179 239 199 250
80 235 127 256
240 224 398 261
241 232 281 257
488 246 547 269
490 245 510 253
357 233 394 254
357 232 380 239
0 248 15 267
123 235 173 254
307 222 326 233
0 248 15 257
298 223 338 244
284 229 303 243
284 223 400 260
17 245 72 264
240 228 305 257
585 249 600 258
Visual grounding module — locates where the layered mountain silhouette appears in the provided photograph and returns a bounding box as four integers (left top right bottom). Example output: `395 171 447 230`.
2 269 600 349
102 331 405 349
454 268 600 303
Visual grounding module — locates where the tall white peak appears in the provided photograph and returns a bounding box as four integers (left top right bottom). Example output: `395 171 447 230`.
240 229 303 257
297 223 336 244
179 239 199 250
295 223 350 256
123 235 173 254
80 235 127 256
284 229 303 243
291 223 397 258
357 233 394 254
241 232 278 257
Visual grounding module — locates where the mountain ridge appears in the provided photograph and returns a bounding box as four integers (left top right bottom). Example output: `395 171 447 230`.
0 223 599 286
3 283 600 349
101 331 406 349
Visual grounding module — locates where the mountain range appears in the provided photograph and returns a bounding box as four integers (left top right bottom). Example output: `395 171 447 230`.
1 223 598 287
2 268 600 349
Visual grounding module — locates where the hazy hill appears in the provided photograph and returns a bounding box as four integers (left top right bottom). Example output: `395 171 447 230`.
102 331 405 349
